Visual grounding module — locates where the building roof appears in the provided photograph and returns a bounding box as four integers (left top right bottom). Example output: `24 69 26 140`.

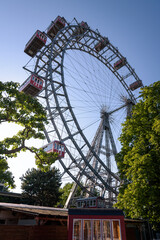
0 191 22 198
0 202 68 217
69 208 124 216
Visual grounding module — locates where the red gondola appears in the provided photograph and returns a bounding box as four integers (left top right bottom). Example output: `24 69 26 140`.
77 197 106 209
42 141 65 158
114 57 126 70
73 21 88 39
24 30 47 57
47 16 65 38
129 80 143 91
95 38 109 52
19 74 43 96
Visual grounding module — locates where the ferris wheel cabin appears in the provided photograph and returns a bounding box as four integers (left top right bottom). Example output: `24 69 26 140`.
95 38 109 52
24 30 47 57
76 197 106 209
19 74 43 96
78 21 88 33
47 16 65 38
129 80 143 91
114 57 126 70
73 21 88 39
42 141 65 158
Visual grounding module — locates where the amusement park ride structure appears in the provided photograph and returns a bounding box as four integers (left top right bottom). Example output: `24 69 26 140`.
20 16 143 208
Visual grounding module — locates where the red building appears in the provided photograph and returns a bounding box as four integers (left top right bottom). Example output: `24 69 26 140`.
68 208 126 240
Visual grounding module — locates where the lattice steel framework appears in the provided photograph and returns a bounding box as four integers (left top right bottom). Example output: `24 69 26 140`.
23 17 141 207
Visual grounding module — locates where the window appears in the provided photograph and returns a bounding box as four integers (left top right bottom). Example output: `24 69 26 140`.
73 220 82 240
54 143 57 150
62 145 64 152
48 143 53 151
93 220 101 240
44 143 53 152
72 219 121 240
103 220 111 240
83 220 91 240
112 221 121 240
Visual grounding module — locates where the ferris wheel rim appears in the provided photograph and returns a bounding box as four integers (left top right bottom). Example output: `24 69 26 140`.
48 29 122 185
24 18 142 200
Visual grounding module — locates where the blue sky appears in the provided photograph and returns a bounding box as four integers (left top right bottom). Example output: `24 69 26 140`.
0 0 160 191
0 0 159 87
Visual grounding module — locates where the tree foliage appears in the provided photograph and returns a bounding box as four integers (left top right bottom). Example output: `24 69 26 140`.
57 182 87 207
0 81 58 188
115 81 160 230
57 182 77 207
21 168 62 206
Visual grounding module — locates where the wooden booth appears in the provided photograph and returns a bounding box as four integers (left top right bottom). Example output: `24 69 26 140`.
68 208 126 240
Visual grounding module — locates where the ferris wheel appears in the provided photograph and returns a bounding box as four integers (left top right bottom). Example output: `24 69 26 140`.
22 16 143 207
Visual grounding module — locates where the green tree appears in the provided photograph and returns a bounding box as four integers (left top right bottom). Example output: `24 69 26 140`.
115 81 160 230
0 81 58 189
0 158 15 189
21 167 62 206
57 182 85 207
58 182 75 207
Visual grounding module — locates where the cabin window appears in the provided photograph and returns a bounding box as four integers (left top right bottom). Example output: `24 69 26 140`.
49 143 53 151
54 143 57 150
73 219 82 240
83 220 91 240
62 145 64 151
32 76 35 80
103 220 111 240
44 143 53 152
93 200 96 206
112 221 121 240
93 220 101 240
